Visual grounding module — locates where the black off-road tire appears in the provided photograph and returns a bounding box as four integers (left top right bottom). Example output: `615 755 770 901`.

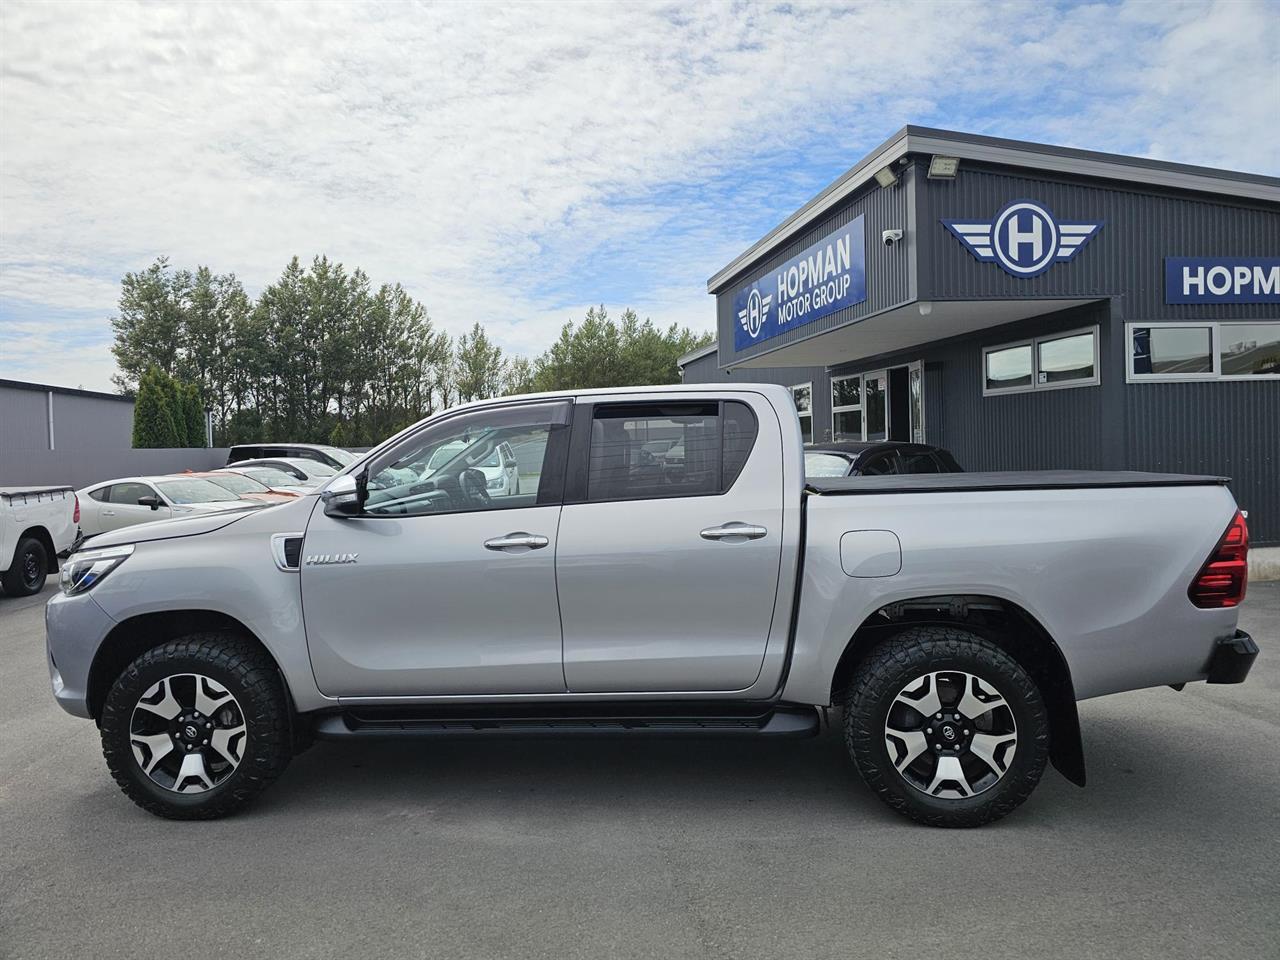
2 536 48 597
844 625 1049 828
100 633 292 819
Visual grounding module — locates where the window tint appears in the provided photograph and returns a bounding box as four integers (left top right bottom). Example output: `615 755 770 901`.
1220 323 1280 377
88 486 111 503
589 403 719 501
586 400 756 502
858 451 898 476
897 451 940 474
721 401 757 490
364 402 568 517
985 344 1033 391
108 482 155 505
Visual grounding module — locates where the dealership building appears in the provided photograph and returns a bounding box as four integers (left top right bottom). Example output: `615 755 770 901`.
680 126 1279 549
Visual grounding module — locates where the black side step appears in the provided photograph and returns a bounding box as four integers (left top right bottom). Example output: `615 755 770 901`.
313 705 820 740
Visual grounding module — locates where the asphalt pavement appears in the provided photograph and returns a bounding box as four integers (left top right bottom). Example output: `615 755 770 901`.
2 580 1277 960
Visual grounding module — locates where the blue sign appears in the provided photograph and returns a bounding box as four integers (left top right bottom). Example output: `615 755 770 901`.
1165 257 1280 304
944 200 1103 278
733 216 866 350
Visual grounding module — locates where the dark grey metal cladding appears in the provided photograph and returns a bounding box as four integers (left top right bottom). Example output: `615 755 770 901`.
916 162 1280 318
714 173 912 365
828 300 1111 470
1127 380 1278 542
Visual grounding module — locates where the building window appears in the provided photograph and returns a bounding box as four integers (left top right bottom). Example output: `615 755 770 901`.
790 383 813 443
1128 321 1280 381
983 326 1099 395
831 374 862 440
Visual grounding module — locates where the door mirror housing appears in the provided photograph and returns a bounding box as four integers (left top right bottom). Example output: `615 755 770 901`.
137 495 162 511
323 472 367 518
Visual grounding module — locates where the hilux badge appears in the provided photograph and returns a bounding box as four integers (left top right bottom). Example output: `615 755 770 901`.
305 553 359 565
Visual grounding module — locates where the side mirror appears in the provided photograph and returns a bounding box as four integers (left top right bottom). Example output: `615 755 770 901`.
137 495 162 511
322 472 367 518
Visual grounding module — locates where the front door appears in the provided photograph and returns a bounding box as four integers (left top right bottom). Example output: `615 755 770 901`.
555 396 784 693
102 481 170 531
300 400 572 697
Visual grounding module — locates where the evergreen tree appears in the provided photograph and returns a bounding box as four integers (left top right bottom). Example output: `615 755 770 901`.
182 382 206 447
131 366 180 448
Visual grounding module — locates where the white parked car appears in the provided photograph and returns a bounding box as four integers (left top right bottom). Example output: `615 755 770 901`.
224 458 337 488
76 476 258 537
421 439 522 496
1 486 80 597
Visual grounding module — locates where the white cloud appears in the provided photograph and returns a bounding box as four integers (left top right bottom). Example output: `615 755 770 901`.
1 0 1276 392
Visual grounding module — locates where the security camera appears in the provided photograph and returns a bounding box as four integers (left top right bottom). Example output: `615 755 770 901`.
882 229 904 247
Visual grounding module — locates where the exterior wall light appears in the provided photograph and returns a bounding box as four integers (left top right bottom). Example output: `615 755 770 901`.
873 165 899 188
927 155 960 179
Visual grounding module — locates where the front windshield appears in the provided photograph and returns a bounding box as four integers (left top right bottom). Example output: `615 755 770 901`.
297 461 337 478
242 467 303 487
204 473 269 495
804 453 853 478
155 478 243 504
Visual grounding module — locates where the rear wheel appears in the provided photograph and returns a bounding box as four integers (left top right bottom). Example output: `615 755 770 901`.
2 536 48 597
844 626 1049 827
100 633 292 819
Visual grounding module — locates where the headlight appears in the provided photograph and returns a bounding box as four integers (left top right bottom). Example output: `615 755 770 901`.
59 544 135 595
486 477 503 489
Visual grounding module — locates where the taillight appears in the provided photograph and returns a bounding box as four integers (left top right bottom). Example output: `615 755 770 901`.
73 494 80 525
1188 511 1248 608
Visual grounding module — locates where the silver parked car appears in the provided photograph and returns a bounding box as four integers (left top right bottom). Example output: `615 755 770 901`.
47 385 1256 825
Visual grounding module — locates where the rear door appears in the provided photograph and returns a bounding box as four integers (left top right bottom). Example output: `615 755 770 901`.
555 395 783 692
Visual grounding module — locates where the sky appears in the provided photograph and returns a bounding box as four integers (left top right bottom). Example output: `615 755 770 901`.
1 0 1277 393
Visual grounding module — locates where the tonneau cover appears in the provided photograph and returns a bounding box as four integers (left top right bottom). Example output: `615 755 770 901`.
806 470 1230 495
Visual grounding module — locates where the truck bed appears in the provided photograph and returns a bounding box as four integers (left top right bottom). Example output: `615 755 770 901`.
0 486 74 500
806 470 1230 495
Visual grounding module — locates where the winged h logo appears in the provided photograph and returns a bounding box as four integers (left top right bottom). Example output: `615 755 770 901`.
737 287 772 339
943 200 1103 278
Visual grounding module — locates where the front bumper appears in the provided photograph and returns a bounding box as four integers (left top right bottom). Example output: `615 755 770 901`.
1205 630 1258 684
45 589 117 719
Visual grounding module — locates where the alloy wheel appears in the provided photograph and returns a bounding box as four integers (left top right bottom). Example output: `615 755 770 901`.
883 670 1018 799
129 674 247 793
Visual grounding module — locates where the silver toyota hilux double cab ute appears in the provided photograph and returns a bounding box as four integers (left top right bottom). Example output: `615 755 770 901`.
46 384 1258 826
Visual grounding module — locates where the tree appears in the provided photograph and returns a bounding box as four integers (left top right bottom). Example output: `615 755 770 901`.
181 382 206 447
131 366 181 448
454 322 506 402
111 259 192 391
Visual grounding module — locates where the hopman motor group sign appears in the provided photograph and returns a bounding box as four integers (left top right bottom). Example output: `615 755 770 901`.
733 216 867 350
1165 257 1280 304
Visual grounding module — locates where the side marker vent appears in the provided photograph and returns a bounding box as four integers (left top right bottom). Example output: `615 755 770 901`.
270 533 305 571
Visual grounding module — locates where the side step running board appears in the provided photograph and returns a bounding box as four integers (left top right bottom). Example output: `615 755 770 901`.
313 706 820 740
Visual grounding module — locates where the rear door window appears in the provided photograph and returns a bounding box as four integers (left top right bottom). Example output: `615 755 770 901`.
108 481 155 505
585 400 757 502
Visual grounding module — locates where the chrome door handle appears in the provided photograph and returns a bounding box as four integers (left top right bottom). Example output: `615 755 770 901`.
700 522 768 542
102 510 116 516
484 532 549 551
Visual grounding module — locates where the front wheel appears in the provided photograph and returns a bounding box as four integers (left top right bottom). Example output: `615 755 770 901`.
100 633 292 819
844 626 1049 827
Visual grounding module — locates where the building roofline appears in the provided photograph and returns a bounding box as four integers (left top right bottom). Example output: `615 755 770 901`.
708 125 1280 293
676 341 719 367
0 378 132 403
